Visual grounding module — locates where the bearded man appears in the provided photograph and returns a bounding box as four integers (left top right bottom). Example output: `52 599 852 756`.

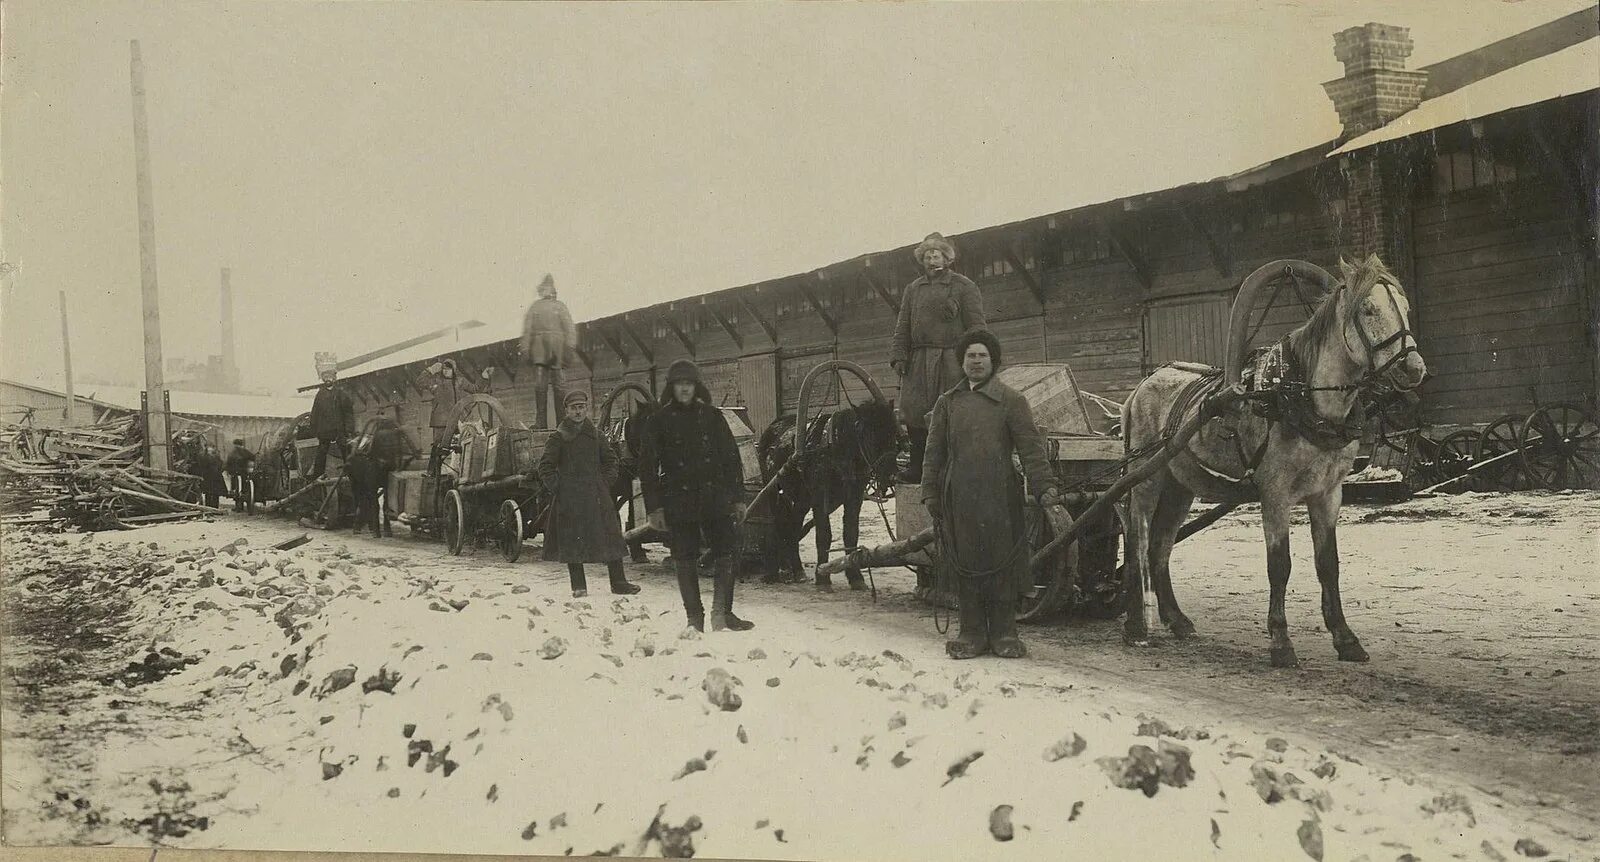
891 232 986 483
922 328 1060 660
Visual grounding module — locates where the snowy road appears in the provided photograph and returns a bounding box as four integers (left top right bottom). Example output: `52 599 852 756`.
2 490 1596 860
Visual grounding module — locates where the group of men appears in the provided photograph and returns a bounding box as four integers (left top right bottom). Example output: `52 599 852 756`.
288 237 1055 659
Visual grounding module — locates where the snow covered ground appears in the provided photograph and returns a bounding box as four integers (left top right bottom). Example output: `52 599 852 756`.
2 491 1596 860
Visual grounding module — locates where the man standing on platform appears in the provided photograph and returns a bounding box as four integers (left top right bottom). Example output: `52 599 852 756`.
638 359 754 634
891 232 986 484
418 358 490 475
520 273 578 429
306 356 355 481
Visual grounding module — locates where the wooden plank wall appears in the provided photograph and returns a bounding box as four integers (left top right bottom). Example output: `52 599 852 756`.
1412 170 1593 427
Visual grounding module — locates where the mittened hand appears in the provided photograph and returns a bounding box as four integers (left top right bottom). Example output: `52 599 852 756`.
647 510 667 532
890 360 907 377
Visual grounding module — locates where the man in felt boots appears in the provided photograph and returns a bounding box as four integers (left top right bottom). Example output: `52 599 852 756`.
922 328 1059 659
638 359 753 633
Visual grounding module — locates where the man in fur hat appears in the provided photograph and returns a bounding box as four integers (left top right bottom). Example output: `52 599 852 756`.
520 273 577 430
638 358 754 633
306 367 355 481
922 328 1060 659
891 232 986 484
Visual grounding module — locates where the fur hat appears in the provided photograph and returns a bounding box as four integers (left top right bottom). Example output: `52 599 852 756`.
665 358 701 386
536 273 556 299
955 327 1003 372
913 232 957 265
562 389 590 409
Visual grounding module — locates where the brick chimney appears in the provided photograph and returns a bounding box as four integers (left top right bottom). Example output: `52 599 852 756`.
1322 23 1430 140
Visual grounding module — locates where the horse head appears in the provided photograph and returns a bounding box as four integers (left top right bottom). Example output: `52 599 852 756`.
1337 255 1426 391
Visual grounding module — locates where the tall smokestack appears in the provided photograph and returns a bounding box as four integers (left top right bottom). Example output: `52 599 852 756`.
220 266 238 391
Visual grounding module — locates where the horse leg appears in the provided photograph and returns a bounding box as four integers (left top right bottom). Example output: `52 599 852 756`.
813 489 834 593
1149 482 1196 638
1121 478 1160 646
1261 498 1298 668
1308 486 1368 662
842 490 866 590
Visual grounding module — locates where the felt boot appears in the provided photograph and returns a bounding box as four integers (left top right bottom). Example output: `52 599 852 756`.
568 563 588 599
989 570 1026 659
946 577 990 659
709 557 754 632
675 559 705 632
608 561 640 595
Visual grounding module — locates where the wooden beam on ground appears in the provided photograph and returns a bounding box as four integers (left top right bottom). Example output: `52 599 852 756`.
704 299 744 351
738 295 778 345
1109 226 1154 291
799 276 838 337
621 317 655 366
661 308 696 357
1179 203 1232 278
1004 241 1045 307
860 265 899 314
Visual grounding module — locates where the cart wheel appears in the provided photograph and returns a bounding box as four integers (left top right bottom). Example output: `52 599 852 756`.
1519 403 1600 490
498 499 524 562
1436 429 1479 489
443 489 466 555
1017 505 1072 623
1474 414 1526 491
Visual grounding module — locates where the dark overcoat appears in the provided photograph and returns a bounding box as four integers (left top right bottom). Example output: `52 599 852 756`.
891 270 986 430
538 418 627 563
637 385 742 526
310 385 355 438
920 376 1056 596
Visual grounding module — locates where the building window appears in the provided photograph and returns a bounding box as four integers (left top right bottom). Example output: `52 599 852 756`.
1431 144 1519 194
1061 233 1111 265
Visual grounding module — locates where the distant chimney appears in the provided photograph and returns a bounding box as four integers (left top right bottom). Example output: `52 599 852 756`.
220 267 239 391
1322 23 1430 140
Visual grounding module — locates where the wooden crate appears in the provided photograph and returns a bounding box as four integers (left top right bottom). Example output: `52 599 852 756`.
485 428 550 479
997 363 1095 436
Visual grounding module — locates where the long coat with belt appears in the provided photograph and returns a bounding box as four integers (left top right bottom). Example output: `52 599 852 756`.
538 418 627 563
521 298 578 371
920 376 1056 596
310 384 355 439
891 270 986 430
637 384 743 526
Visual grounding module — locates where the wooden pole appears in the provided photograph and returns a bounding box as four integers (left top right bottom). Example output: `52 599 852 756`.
58 291 76 425
130 40 170 471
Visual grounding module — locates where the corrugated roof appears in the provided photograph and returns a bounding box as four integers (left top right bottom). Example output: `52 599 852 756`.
1331 37 1599 155
80 384 312 419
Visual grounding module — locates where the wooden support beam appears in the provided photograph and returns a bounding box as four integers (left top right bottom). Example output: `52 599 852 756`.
860 265 899 314
799 276 838 337
1109 227 1154 291
1179 203 1232 278
738 295 778 345
1004 240 1045 307
661 308 696 357
621 317 655 366
597 324 630 367
704 300 744 350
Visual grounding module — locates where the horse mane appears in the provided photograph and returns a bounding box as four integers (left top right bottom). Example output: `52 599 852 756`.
1286 256 1401 365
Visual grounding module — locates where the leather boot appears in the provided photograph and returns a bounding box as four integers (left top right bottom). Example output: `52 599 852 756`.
608 561 640 595
946 576 990 659
709 557 754 632
989 568 1026 659
675 559 704 631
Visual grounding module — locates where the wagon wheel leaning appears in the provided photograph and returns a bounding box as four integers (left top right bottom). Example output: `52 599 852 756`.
1474 414 1528 491
1436 429 1480 489
498 499 524 562
443 489 467 555
1518 403 1600 490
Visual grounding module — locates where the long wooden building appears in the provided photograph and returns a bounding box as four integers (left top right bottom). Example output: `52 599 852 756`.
321 11 1598 456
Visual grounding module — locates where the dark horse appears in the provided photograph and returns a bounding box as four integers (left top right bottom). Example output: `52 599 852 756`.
757 398 900 591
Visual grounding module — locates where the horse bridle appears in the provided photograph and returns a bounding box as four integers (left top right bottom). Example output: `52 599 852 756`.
1341 280 1422 392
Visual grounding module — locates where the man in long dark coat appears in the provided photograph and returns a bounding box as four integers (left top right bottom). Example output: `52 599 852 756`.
306 369 355 481
639 359 753 633
538 390 640 597
922 328 1060 659
892 232 986 483
520 274 577 430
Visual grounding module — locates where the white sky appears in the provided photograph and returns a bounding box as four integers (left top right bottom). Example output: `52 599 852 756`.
1 0 1589 394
